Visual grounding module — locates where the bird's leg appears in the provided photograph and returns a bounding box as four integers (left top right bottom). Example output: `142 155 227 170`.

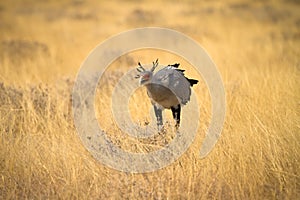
153 105 163 130
171 105 181 129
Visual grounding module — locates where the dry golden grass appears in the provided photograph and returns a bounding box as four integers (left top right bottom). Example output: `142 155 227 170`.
0 0 299 199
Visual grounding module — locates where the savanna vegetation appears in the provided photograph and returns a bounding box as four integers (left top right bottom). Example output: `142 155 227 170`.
0 0 299 199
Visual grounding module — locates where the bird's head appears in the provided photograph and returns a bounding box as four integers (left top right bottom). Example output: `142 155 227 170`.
138 71 152 85
135 59 159 86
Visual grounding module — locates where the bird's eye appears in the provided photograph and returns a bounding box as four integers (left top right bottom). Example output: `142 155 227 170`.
143 74 150 79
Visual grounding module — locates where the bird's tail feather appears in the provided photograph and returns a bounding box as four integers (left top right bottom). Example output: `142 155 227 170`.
187 78 199 86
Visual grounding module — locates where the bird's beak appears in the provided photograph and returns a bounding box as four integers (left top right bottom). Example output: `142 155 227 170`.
140 78 147 85
140 76 150 85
